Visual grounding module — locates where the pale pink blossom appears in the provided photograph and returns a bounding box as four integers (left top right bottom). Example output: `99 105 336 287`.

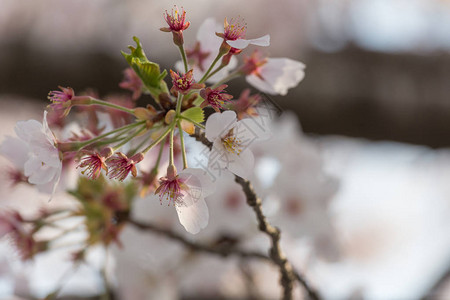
217 17 270 50
156 167 215 234
243 53 305 96
1 111 62 196
205 111 270 179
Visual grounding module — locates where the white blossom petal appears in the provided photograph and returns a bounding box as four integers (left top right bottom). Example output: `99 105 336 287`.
225 148 254 179
205 111 237 142
42 110 55 144
226 34 270 49
175 198 209 234
197 18 223 50
7 111 63 197
246 58 305 95
25 157 58 184
14 119 43 143
180 168 216 198
0 136 29 170
236 117 272 142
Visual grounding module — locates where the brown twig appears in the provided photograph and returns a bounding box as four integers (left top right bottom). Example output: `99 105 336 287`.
191 129 321 300
422 262 450 299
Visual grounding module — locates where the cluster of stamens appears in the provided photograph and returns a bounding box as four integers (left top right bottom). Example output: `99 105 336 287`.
163 6 190 31
156 176 187 206
223 17 247 41
221 128 243 155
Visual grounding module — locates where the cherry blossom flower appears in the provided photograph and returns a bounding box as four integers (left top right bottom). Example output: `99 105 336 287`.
199 84 233 112
77 148 113 179
108 152 144 181
160 6 190 46
0 111 63 196
242 51 306 96
200 171 254 238
161 5 190 32
155 166 215 234
119 68 143 100
205 110 270 179
216 17 270 50
48 86 74 111
250 112 340 259
170 69 204 95
175 18 238 83
228 88 262 119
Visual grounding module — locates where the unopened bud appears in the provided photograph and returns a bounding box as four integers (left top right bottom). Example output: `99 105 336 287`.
165 110 176 124
100 147 114 159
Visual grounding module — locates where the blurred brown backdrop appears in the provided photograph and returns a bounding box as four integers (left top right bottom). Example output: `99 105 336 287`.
1 0 449 147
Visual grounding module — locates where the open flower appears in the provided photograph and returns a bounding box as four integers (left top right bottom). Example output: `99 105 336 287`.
205 111 270 179
199 84 233 112
108 152 144 181
243 51 306 96
170 69 204 95
155 166 215 234
47 86 74 116
0 111 62 196
77 148 113 180
216 17 270 50
160 6 190 46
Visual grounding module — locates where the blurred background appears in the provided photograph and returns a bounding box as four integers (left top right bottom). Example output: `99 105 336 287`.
1 0 450 299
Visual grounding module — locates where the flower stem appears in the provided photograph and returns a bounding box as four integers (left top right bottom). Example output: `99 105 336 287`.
142 125 173 154
112 125 146 152
127 125 163 156
212 70 242 88
177 120 188 169
169 127 174 166
199 52 224 83
206 64 226 81
175 93 183 114
178 45 189 73
154 137 166 170
78 121 145 149
89 98 135 115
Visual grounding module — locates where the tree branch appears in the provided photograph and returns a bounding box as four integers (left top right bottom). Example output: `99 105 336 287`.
191 129 321 300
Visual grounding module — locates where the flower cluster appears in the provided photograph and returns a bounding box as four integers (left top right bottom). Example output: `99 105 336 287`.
0 9 328 299
1 7 306 236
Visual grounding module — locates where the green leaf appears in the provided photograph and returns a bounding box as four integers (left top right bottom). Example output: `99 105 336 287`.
121 36 168 98
181 107 205 124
